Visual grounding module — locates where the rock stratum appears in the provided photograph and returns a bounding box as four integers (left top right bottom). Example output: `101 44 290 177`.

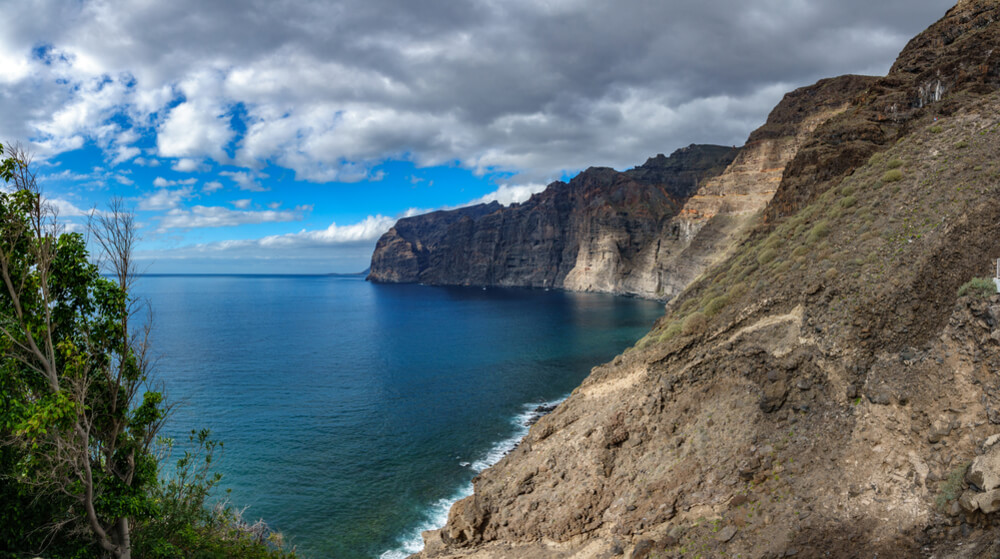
399 2 1000 558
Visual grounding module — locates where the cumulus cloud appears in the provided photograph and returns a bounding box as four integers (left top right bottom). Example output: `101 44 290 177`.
0 0 954 182
142 214 395 262
47 197 92 217
219 170 268 192
172 158 207 172
231 198 252 209
154 204 307 232
467 183 548 207
138 187 195 210
202 180 223 193
157 100 233 162
152 176 198 188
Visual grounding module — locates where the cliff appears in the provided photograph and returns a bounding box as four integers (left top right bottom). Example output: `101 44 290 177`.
368 76 869 299
368 145 738 294
414 1 1000 557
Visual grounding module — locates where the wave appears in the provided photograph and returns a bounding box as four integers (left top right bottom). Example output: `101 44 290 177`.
377 395 566 559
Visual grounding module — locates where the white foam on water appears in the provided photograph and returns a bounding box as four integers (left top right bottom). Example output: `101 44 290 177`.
377 396 567 559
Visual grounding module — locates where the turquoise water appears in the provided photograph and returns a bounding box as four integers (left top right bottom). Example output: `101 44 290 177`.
135 275 663 558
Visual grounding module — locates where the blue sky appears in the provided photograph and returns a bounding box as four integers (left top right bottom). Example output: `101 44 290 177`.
0 0 954 273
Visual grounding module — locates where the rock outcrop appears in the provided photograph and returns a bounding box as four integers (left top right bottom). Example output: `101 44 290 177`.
412 2 1000 558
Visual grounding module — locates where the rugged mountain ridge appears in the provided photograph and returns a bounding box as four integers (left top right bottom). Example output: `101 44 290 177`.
367 75 867 299
412 1 1000 558
368 145 738 294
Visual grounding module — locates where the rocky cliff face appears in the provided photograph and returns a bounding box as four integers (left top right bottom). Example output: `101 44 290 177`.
414 2 1000 558
368 145 739 292
600 75 873 299
368 77 868 299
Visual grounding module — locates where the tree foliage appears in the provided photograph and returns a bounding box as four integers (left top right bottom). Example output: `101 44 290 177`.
0 144 294 558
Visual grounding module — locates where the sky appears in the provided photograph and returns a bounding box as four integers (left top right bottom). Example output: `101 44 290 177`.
0 0 956 274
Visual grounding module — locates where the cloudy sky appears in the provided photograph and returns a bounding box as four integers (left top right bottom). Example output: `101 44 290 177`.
0 0 954 273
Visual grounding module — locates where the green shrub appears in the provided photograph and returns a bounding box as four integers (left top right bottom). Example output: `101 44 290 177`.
682 312 708 336
958 277 997 299
956 140 969 149
839 195 857 209
659 322 683 342
704 295 730 317
757 247 778 266
929 125 943 134
886 158 904 169
936 463 970 509
679 297 699 314
807 220 831 243
882 169 903 183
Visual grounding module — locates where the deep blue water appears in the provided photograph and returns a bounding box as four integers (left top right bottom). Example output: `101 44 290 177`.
135 275 663 558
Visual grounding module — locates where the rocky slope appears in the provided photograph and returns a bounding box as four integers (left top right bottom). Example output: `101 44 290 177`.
367 74 868 299
413 1 1000 558
604 75 873 299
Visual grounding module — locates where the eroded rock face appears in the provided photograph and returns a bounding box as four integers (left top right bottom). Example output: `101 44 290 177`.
766 0 1000 222
368 76 866 299
367 145 738 291
605 75 872 299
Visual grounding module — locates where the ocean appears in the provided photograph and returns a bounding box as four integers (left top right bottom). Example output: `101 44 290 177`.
135 275 664 558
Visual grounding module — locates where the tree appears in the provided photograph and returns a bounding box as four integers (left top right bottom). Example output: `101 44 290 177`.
0 143 164 558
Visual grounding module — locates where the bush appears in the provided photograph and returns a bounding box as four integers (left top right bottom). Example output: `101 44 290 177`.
659 322 683 342
956 140 969 149
133 430 295 558
704 295 729 317
958 277 997 299
882 169 904 183
886 158 904 169
807 220 831 243
839 195 857 209
682 312 708 336
929 125 943 133
757 247 778 266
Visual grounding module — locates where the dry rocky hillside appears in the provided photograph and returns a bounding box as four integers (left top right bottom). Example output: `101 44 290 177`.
400 1 1000 558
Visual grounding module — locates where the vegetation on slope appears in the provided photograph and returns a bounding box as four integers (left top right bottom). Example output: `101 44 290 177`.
0 145 295 558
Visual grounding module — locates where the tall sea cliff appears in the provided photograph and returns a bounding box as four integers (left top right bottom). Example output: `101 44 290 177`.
375 1 1000 557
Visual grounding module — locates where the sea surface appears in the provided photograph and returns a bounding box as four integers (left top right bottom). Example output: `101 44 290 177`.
135 275 664 558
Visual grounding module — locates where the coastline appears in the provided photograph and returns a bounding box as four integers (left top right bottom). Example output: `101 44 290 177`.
378 396 567 559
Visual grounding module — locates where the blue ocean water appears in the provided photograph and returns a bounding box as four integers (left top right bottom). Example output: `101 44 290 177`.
135 275 663 558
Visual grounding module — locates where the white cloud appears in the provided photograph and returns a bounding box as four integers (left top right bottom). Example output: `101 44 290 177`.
154 205 306 232
156 100 233 162
152 176 198 187
202 180 223 193
138 187 194 210
142 214 395 261
259 215 395 248
231 198 252 209
134 157 161 167
467 183 547 207
47 197 92 218
220 170 268 191
172 158 207 172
